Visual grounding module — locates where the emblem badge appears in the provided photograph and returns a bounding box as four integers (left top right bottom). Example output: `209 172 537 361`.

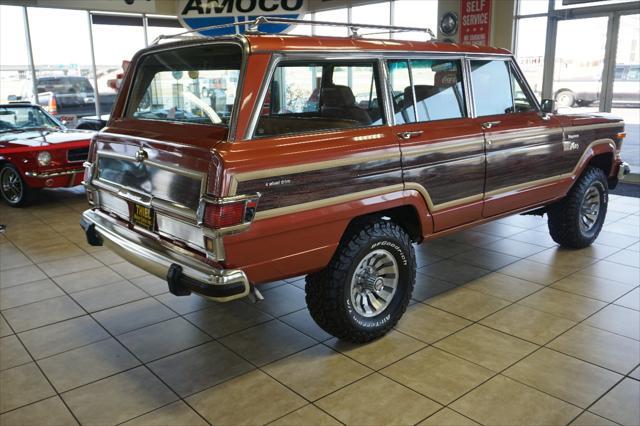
135 148 148 162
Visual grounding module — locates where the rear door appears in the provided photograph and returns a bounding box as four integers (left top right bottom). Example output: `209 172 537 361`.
468 58 565 217
388 57 486 232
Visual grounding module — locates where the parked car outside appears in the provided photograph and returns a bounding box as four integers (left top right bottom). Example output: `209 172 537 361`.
80 31 630 343
9 76 117 128
0 103 92 206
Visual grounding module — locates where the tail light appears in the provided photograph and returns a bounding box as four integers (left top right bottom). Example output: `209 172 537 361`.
198 195 260 231
48 96 57 115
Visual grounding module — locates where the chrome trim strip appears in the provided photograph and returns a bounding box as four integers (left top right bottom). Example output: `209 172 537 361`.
82 209 248 302
96 149 205 181
25 169 83 178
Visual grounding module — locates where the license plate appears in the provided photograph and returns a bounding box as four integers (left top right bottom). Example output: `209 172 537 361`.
131 203 154 231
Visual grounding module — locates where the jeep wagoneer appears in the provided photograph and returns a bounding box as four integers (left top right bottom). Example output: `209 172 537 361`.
81 19 629 342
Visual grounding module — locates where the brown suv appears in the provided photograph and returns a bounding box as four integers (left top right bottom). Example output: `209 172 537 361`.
80 20 630 343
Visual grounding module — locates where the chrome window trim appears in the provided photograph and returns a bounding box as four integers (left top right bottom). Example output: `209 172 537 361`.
121 36 249 142
246 54 389 140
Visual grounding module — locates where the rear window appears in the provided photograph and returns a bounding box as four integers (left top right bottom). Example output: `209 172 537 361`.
125 43 242 126
37 77 94 95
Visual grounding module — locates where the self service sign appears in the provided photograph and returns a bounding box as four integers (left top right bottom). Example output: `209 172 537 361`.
460 0 491 46
178 0 307 36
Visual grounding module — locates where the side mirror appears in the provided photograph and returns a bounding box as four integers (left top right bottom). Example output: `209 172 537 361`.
541 99 555 114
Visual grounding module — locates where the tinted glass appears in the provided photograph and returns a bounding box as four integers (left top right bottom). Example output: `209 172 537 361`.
411 59 466 121
126 44 241 126
387 60 415 124
470 60 513 116
255 61 384 138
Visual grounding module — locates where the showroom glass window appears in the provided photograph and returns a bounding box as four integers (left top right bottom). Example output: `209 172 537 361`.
255 61 385 137
0 6 32 102
393 0 438 41
352 2 390 39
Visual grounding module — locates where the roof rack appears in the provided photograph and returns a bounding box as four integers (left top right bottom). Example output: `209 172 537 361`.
153 16 435 45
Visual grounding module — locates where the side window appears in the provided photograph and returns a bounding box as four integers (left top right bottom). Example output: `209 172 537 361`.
470 60 513 116
510 65 537 113
386 60 416 124
411 59 466 121
255 61 384 138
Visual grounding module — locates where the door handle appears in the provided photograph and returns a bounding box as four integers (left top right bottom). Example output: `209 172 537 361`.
397 131 423 140
482 121 501 129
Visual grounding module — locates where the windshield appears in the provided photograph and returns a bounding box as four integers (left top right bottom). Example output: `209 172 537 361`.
0 106 60 133
125 43 242 126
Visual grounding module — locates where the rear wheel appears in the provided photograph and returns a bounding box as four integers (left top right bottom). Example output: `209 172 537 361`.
547 166 608 248
305 219 415 343
0 164 30 207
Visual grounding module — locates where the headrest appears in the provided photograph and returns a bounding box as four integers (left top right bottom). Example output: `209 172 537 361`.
403 85 440 105
321 85 356 108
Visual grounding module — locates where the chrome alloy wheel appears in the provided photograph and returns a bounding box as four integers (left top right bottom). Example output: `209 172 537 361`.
350 249 399 317
0 167 23 204
580 184 601 233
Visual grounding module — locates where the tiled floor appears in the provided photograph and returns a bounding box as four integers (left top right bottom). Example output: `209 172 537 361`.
0 188 638 426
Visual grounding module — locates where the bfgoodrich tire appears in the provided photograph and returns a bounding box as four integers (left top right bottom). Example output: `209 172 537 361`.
305 219 416 343
547 166 608 249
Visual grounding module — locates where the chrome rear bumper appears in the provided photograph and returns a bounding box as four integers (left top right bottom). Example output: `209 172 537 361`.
80 209 250 302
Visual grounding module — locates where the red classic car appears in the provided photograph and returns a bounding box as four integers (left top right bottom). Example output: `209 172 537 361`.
0 103 92 206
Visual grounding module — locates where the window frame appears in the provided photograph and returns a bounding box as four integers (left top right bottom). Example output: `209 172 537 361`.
249 54 389 140
467 57 541 118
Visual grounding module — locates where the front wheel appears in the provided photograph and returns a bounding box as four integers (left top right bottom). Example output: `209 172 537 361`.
547 166 608 248
305 219 416 343
0 164 30 207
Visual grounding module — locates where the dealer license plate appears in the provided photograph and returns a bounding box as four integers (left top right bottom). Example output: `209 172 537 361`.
131 203 154 231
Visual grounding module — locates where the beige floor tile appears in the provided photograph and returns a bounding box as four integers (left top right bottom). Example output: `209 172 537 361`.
316 373 441 426
0 335 31 371
18 315 109 360
508 229 558 248
518 288 607 322
254 284 307 317
23 242 85 264
433 324 537 372
629 366 640 380
62 366 177 425
38 338 139 392
0 315 12 337
188 370 306 425
570 411 617 426
485 239 546 258
38 254 102 278
263 344 371 401
327 330 425 370
382 346 493 405
463 272 543 302
394 303 470 343
184 300 272 338
504 348 622 408
122 401 207 426
606 249 640 268
71 281 148 313
547 324 640 375
2 295 85 333
581 261 640 286
426 287 511 321
148 341 253 397
421 259 490 286
0 279 64 310
418 408 479 426
451 375 581 426
451 247 520 270
92 298 176 335
118 317 211 362
89 248 123 266
0 250 32 271
270 405 341 426
110 261 149 280
129 274 169 296
155 292 214 315
280 309 333 341
585 304 640 340
615 288 640 311
550 272 636 303
498 259 574 285
0 396 78 426
527 247 598 270
480 304 576 345
0 265 47 289
220 320 315 366
590 378 640 426
53 266 124 293
0 362 56 413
